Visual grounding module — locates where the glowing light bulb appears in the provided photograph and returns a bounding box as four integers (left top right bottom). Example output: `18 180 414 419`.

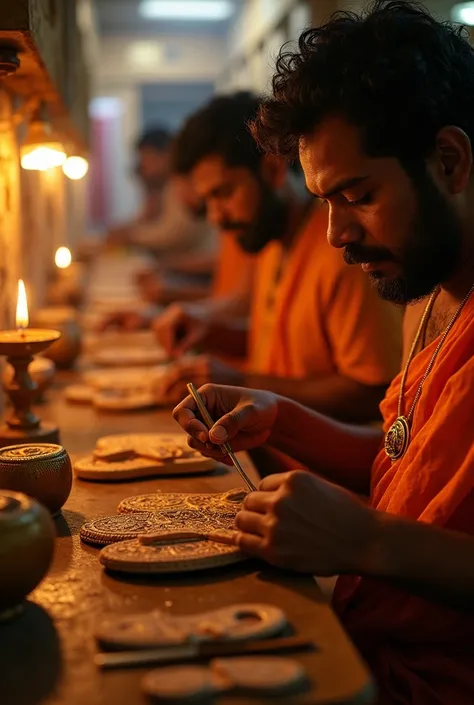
20 106 67 171
139 1 234 20
16 279 29 330
55 247 72 269
62 156 89 180
21 146 67 171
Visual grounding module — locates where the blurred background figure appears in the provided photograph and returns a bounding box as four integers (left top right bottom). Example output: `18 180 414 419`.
104 127 217 305
107 127 215 262
108 126 170 241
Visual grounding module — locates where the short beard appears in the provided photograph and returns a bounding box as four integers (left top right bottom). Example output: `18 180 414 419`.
221 178 289 254
345 168 463 305
368 271 418 306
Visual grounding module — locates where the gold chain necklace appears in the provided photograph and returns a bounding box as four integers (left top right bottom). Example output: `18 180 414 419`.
384 282 474 461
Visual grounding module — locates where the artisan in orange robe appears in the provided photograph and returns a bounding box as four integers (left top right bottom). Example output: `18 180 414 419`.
402 300 426 366
172 3 474 702
332 294 474 705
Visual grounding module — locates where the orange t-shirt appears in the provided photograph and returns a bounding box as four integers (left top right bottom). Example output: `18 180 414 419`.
211 232 254 299
333 294 474 705
248 204 402 385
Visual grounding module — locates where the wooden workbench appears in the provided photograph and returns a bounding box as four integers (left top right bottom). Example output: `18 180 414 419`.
0 385 376 705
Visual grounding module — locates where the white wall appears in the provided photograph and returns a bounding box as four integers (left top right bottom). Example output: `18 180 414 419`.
228 0 297 59
97 35 227 86
91 33 227 224
89 91 141 225
218 0 311 93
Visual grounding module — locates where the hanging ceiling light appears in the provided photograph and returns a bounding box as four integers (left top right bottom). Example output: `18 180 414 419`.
139 1 234 21
452 3 474 25
21 103 67 171
62 155 89 180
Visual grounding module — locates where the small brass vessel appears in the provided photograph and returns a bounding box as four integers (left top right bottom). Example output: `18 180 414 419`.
0 444 72 516
0 491 55 620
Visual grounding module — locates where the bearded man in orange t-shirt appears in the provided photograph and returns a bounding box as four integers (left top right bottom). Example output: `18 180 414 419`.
155 91 401 423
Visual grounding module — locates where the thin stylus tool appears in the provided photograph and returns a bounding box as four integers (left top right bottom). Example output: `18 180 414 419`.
187 382 257 492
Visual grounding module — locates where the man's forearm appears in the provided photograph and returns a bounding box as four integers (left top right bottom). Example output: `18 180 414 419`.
158 281 211 305
365 511 474 610
164 252 217 276
267 395 381 494
204 294 251 320
244 372 387 423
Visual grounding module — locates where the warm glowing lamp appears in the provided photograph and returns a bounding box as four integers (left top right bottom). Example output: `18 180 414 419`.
0 280 61 446
55 247 72 270
20 104 66 171
62 156 89 180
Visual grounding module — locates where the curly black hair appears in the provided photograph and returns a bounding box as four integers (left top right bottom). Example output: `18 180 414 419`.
136 127 172 151
252 1 474 168
172 91 262 175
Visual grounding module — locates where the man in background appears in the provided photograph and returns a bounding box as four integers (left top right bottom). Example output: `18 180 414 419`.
105 126 217 303
107 126 215 257
155 92 402 423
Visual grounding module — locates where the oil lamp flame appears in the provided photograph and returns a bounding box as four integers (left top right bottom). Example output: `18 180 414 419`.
16 279 29 330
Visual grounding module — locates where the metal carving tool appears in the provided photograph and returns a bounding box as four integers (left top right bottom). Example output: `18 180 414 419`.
95 635 314 669
187 382 257 492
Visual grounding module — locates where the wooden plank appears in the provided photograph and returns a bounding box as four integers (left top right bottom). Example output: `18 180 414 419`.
0 385 377 705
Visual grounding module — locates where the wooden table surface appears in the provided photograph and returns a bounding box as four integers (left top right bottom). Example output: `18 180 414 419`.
0 380 376 705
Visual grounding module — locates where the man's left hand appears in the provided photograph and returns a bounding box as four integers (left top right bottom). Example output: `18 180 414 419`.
235 470 379 576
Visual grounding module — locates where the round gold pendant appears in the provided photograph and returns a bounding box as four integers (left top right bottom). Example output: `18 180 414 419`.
384 416 410 460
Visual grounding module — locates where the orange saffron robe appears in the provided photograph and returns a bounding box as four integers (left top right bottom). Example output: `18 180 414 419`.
333 295 474 705
248 205 402 384
402 300 427 366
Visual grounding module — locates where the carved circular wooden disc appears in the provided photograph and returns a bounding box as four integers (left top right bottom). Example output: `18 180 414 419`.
91 347 167 367
74 433 217 481
99 538 245 574
80 512 160 546
80 507 239 546
74 456 216 481
142 658 307 700
65 385 94 404
96 432 195 455
142 666 215 701
211 656 308 694
84 366 165 390
117 488 247 516
92 388 157 411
